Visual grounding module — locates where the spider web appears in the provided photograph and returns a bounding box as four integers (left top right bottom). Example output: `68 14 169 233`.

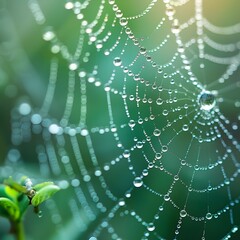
1 0 240 239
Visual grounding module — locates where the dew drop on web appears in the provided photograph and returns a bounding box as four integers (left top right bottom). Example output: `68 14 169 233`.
198 91 216 111
133 177 143 187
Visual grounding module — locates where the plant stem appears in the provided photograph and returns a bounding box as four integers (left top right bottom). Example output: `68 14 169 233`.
12 220 25 240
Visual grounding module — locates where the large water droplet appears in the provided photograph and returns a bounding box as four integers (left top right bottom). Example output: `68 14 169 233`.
206 212 212 220
140 47 147 54
159 206 164 211
156 98 163 105
81 128 89 136
162 145 168 152
171 19 180 34
118 199 125 206
113 57 122 66
43 29 55 41
123 150 130 158
136 141 143 149
166 5 175 17
119 17 128 26
115 10 123 18
69 62 78 71
133 177 143 187
95 40 103 49
142 169 148 176
182 124 189 131
180 209 187 218
164 194 170 201
19 102 31 115
153 129 161 136
147 223 155 231
199 91 216 111
65 2 74 10
232 226 238 233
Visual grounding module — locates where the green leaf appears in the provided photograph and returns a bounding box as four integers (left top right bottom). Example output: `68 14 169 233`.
31 185 60 207
33 182 55 191
4 178 27 194
0 197 20 221
0 184 19 201
17 194 30 215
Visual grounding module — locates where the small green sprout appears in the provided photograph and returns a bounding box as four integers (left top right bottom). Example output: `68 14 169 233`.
0 176 60 240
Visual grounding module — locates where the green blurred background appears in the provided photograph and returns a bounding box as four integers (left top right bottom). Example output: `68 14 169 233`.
1 0 240 239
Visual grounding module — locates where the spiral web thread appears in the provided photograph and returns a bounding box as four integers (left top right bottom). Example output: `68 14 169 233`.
2 0 240 239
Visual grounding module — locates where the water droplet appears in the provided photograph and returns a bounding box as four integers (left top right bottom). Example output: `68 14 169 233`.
51 44 60 54
232 123 238 130
118 199 125 206
134 74 140 81
153 129 161 136
123 150 130 158
83 175 91 182
147 223 155 232
43 29 55 41
171 19 180 34
194 165 199 171
136 141 143 149
133 177 143 187
156 98 163 105
235 101 240 108
19 102 31 115
104 49 110 55
182 124 189 131
112 4 118 11
69 62 78 71
71 178 80 187
159 206 164 211
115 10 123 18
113 57 122 66
164 194 170 201
86 28 92 34
207 185 212 191
174 175 179 181
224 179 230 185
58 180 69 189
155 153 162 159
166 5 175 17
138 118 143 124
199 91 216 111
95 40 103 49
49 124 62 134
162 145 168 152
7 149 21 163
162 109 168 116
38 210 43 218
109 0 115 4
206 212 212 220
142 169 148 176
144 232 150 238
140 47 147 54
232 226 238 233
125 191 131 198
178 45 184 53
181 159 186 165
65 2 74 9
119 17 128 26
180 209 187 218
94 170 102 177
129 119 136 128
81 128 89 136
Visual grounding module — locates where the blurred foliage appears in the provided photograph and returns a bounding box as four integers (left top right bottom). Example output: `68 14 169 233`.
0 0 240 240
